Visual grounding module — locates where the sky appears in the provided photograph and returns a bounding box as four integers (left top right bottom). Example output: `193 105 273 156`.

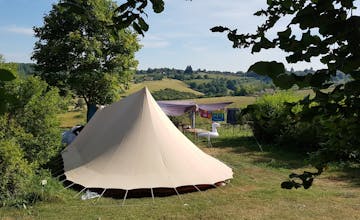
0 0 358 72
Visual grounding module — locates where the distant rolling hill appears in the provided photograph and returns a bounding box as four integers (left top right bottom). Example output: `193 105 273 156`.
123 79 204 96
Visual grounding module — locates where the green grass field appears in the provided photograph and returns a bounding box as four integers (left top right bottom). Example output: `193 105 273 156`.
189 96 256 108
58 109 87 129
124 79 204 96
1 127 359 220
185 72 248 84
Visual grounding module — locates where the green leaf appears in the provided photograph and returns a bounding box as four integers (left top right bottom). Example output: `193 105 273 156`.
58 2 86 15
255 36 275 51
132 22 144 36
273 74 295 89
309 70 330 88
340 0 354 8
0 101 6 114
314 89 329 104
350 71 360 80
0 69 16 81
291 5 317 29
251 43 261 53
344 80 360 93
248 61 285 76
277 28 291 38
115 3 129 13
138 17 149 32
210 26 229 33
150 0 165 13
283 0 292 9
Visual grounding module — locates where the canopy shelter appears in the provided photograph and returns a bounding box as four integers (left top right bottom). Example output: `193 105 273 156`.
157 100 232 128
61 87 233 199
157 100 197 116
157 100 232 116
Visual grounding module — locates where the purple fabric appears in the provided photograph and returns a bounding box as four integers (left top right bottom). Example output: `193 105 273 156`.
157 100 232 116
198 102 233 111
157 101 196 116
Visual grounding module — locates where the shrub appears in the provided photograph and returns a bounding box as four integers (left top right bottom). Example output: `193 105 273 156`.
308 115 360 167
0 73 68 206
3 76 67 166
0 140 34 207
0 148 65 207
246 91 321 152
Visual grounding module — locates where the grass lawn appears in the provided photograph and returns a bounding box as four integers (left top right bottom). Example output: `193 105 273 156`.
1 127 359 220
124 79 204 96
58 109 86 129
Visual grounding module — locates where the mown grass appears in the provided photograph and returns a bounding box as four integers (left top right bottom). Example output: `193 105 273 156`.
185 73 250 84
189 96 256 108
197 72 242 80
124 79 203 96
1 126 360 220
58 109 86 129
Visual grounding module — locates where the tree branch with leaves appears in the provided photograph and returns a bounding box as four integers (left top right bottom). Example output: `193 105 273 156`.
211 0 360 189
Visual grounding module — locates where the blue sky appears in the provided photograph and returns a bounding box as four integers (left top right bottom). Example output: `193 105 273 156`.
0 0 358 72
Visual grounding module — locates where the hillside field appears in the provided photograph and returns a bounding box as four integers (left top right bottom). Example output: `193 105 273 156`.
123 79 203 96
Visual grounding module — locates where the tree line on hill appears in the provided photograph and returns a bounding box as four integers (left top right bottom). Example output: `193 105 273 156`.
135 66 351 97
15 62 350 99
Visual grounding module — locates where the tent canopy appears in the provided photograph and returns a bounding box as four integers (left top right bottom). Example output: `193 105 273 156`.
157 100 232 116
62 87 233 190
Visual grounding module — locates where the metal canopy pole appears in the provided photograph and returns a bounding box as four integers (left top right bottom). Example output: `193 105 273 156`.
150 188 155 203
73 187 87 198
122 190 128 206
191 111 196 129
174 188 183 201
94 188 106 203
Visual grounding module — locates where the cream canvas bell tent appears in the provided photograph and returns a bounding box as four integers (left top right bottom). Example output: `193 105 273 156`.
61 87 233 196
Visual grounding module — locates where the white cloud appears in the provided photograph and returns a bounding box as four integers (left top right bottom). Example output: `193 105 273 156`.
143 41 170 48
1 26 34 36
140 35 171 48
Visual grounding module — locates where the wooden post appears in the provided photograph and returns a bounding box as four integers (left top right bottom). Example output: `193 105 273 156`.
191 111 196 129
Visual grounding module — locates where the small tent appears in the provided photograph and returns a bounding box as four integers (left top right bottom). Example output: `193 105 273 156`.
61 87 233 196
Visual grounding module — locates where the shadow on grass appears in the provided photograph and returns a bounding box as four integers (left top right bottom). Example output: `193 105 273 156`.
211 134 360 187
212 136 308 170
327 164 360 187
